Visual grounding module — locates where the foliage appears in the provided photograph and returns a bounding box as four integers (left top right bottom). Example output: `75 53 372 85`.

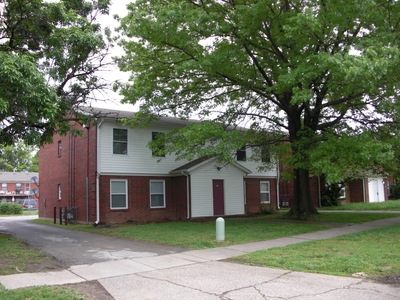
0 202 23 215
0 0 113 146
260 203 278 214
389 182 400 200
0 141 38 172
234 223 400 278
117 0 400 218
321 182 345 207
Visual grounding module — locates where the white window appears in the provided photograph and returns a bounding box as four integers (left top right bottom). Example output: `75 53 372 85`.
113 128 128 155
58 184 62 200
110 180 128 209
150 180 165 208
260 181 270 203
2 183 7 191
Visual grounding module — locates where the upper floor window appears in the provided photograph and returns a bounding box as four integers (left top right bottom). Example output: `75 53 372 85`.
150 180 165 208
2 183 7 191
152 132 165 157
25 183 30 194
58 140 62 157
236 147 246 161
260 181 270 203
15 183 22 193
113 128 128 155
261 146 271 163
110 180 128 209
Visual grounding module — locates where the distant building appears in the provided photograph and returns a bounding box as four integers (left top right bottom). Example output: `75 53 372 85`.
0 172 39 203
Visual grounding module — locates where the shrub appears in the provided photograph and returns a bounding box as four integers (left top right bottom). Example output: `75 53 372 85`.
260 203 278 214
0 203 23 215
321 182 345 206
389 183 400 200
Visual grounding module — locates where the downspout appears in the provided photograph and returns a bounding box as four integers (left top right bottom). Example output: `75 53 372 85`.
182 171 190 219
363 179 366 202
95 118 104 226
276 160 280 209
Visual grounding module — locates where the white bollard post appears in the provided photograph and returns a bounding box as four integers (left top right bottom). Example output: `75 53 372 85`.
216 217 225 241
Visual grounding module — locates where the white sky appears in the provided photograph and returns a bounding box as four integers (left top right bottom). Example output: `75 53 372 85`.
90 0 135 110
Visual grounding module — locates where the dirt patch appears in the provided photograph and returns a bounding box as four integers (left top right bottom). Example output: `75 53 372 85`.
61 281 114 300
373 274 400 286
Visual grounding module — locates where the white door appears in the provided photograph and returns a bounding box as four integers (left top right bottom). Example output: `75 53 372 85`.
368 178 384 203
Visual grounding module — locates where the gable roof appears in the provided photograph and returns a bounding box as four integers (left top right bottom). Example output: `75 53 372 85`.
170 157 252 175
0 172 38 183
78 106 194 127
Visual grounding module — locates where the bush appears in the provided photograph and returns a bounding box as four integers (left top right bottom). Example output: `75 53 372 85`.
260 203 278 214
321 182 344 207
389 183 400 200
0 202 23 215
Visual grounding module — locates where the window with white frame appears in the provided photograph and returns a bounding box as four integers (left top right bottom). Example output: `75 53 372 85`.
58 184 62 200
2 183 7 192
110 180 128 209
150 180 165 208
113 128 128 155
260 181 270 203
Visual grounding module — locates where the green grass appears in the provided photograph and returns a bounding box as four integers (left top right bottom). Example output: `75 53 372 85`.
233 223 400 279
0 234 52 275
35 215 332 249
320 200 400 211
0 285 83 300
33 212 400 249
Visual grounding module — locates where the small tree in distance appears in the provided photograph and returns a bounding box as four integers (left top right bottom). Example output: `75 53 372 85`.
117 0 400 218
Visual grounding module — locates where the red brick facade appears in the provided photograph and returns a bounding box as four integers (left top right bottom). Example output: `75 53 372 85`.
245 178 278 214
38 123 97 222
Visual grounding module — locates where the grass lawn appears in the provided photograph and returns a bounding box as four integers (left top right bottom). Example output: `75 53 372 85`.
0 285 83 300
0 234 56 275
0 234 83 300
233 222 400 279
33 211 400 249
320 200 400 211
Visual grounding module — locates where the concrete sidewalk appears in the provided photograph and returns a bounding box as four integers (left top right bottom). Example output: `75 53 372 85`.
1 216 400 299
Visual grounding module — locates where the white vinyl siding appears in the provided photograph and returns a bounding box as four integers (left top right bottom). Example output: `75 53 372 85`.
110 180 128 209
150 180 165 208
99 122 187 174
190 163 245 218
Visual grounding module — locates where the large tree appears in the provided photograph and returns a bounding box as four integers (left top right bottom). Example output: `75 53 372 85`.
0 0 113 145
0 142 38 172
117 0 400 218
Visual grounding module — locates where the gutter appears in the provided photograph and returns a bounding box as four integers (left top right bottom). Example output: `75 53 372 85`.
276 160 280 209
183 171 190 219
95 118 104 226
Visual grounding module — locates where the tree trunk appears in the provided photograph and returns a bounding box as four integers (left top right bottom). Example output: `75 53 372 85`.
287 167 319 218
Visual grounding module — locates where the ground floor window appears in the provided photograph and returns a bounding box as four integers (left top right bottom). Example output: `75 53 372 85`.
150 180 165 208
260 181 270 203
110 179 128 209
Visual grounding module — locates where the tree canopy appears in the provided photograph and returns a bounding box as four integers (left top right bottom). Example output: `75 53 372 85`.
117 0 400 217
0 142 38 172
0 0 113 145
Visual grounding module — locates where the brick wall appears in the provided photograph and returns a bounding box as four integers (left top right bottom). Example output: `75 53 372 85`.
244 178 278 214
98 175 188 224
38 123 97 222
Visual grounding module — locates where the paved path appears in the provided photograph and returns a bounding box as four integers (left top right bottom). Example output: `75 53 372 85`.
1 215 400 299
